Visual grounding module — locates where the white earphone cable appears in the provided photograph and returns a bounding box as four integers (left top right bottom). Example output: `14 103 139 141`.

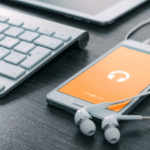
125 18 150 40
110 91 150 105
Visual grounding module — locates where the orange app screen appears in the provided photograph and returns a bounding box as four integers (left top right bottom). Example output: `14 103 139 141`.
58 47 150 112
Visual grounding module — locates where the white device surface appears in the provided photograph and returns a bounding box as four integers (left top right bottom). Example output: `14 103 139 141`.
47 40 150 121
11 0 148 26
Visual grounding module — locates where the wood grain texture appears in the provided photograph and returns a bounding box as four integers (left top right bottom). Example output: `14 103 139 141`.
0 1 150 150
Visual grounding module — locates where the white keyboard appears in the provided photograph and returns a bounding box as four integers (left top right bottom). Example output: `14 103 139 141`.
0 7 89 97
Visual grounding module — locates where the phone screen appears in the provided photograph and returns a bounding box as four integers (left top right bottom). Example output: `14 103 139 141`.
58 47 150 112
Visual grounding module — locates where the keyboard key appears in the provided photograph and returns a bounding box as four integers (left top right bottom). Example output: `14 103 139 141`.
22 24 39 31
53 32 71 42
7 20 24 27
0 61 26 80
4 51 27 65
20 46 51 69
37 28 55 36
0 15 9 23
0 47 11 60
0 84 5 91
0 23 9 33
4 27 24 38
14 41 35 54
34 35 63 50
0 34 5 40
29 46 52 56
0 37 20 49
19 31 39 42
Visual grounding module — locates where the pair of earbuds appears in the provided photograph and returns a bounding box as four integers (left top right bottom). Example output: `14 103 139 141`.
74 91 150 144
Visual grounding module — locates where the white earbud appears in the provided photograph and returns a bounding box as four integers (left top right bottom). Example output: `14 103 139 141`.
101 115 143 144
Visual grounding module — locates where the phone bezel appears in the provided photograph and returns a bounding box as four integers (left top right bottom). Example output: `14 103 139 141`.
47 40 150 120
12 0 147 25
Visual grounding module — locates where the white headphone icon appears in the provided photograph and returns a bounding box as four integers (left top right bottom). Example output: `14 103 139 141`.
108 71 130 82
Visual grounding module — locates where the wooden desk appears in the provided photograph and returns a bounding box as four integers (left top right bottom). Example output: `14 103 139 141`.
0 1 150 150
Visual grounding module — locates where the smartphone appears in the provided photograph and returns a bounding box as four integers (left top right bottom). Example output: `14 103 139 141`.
47 40 150 121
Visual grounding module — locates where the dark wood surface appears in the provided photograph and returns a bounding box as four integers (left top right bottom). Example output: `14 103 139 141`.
1 1 150 150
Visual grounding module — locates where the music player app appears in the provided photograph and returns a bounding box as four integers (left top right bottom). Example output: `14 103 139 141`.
59 47 150 112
